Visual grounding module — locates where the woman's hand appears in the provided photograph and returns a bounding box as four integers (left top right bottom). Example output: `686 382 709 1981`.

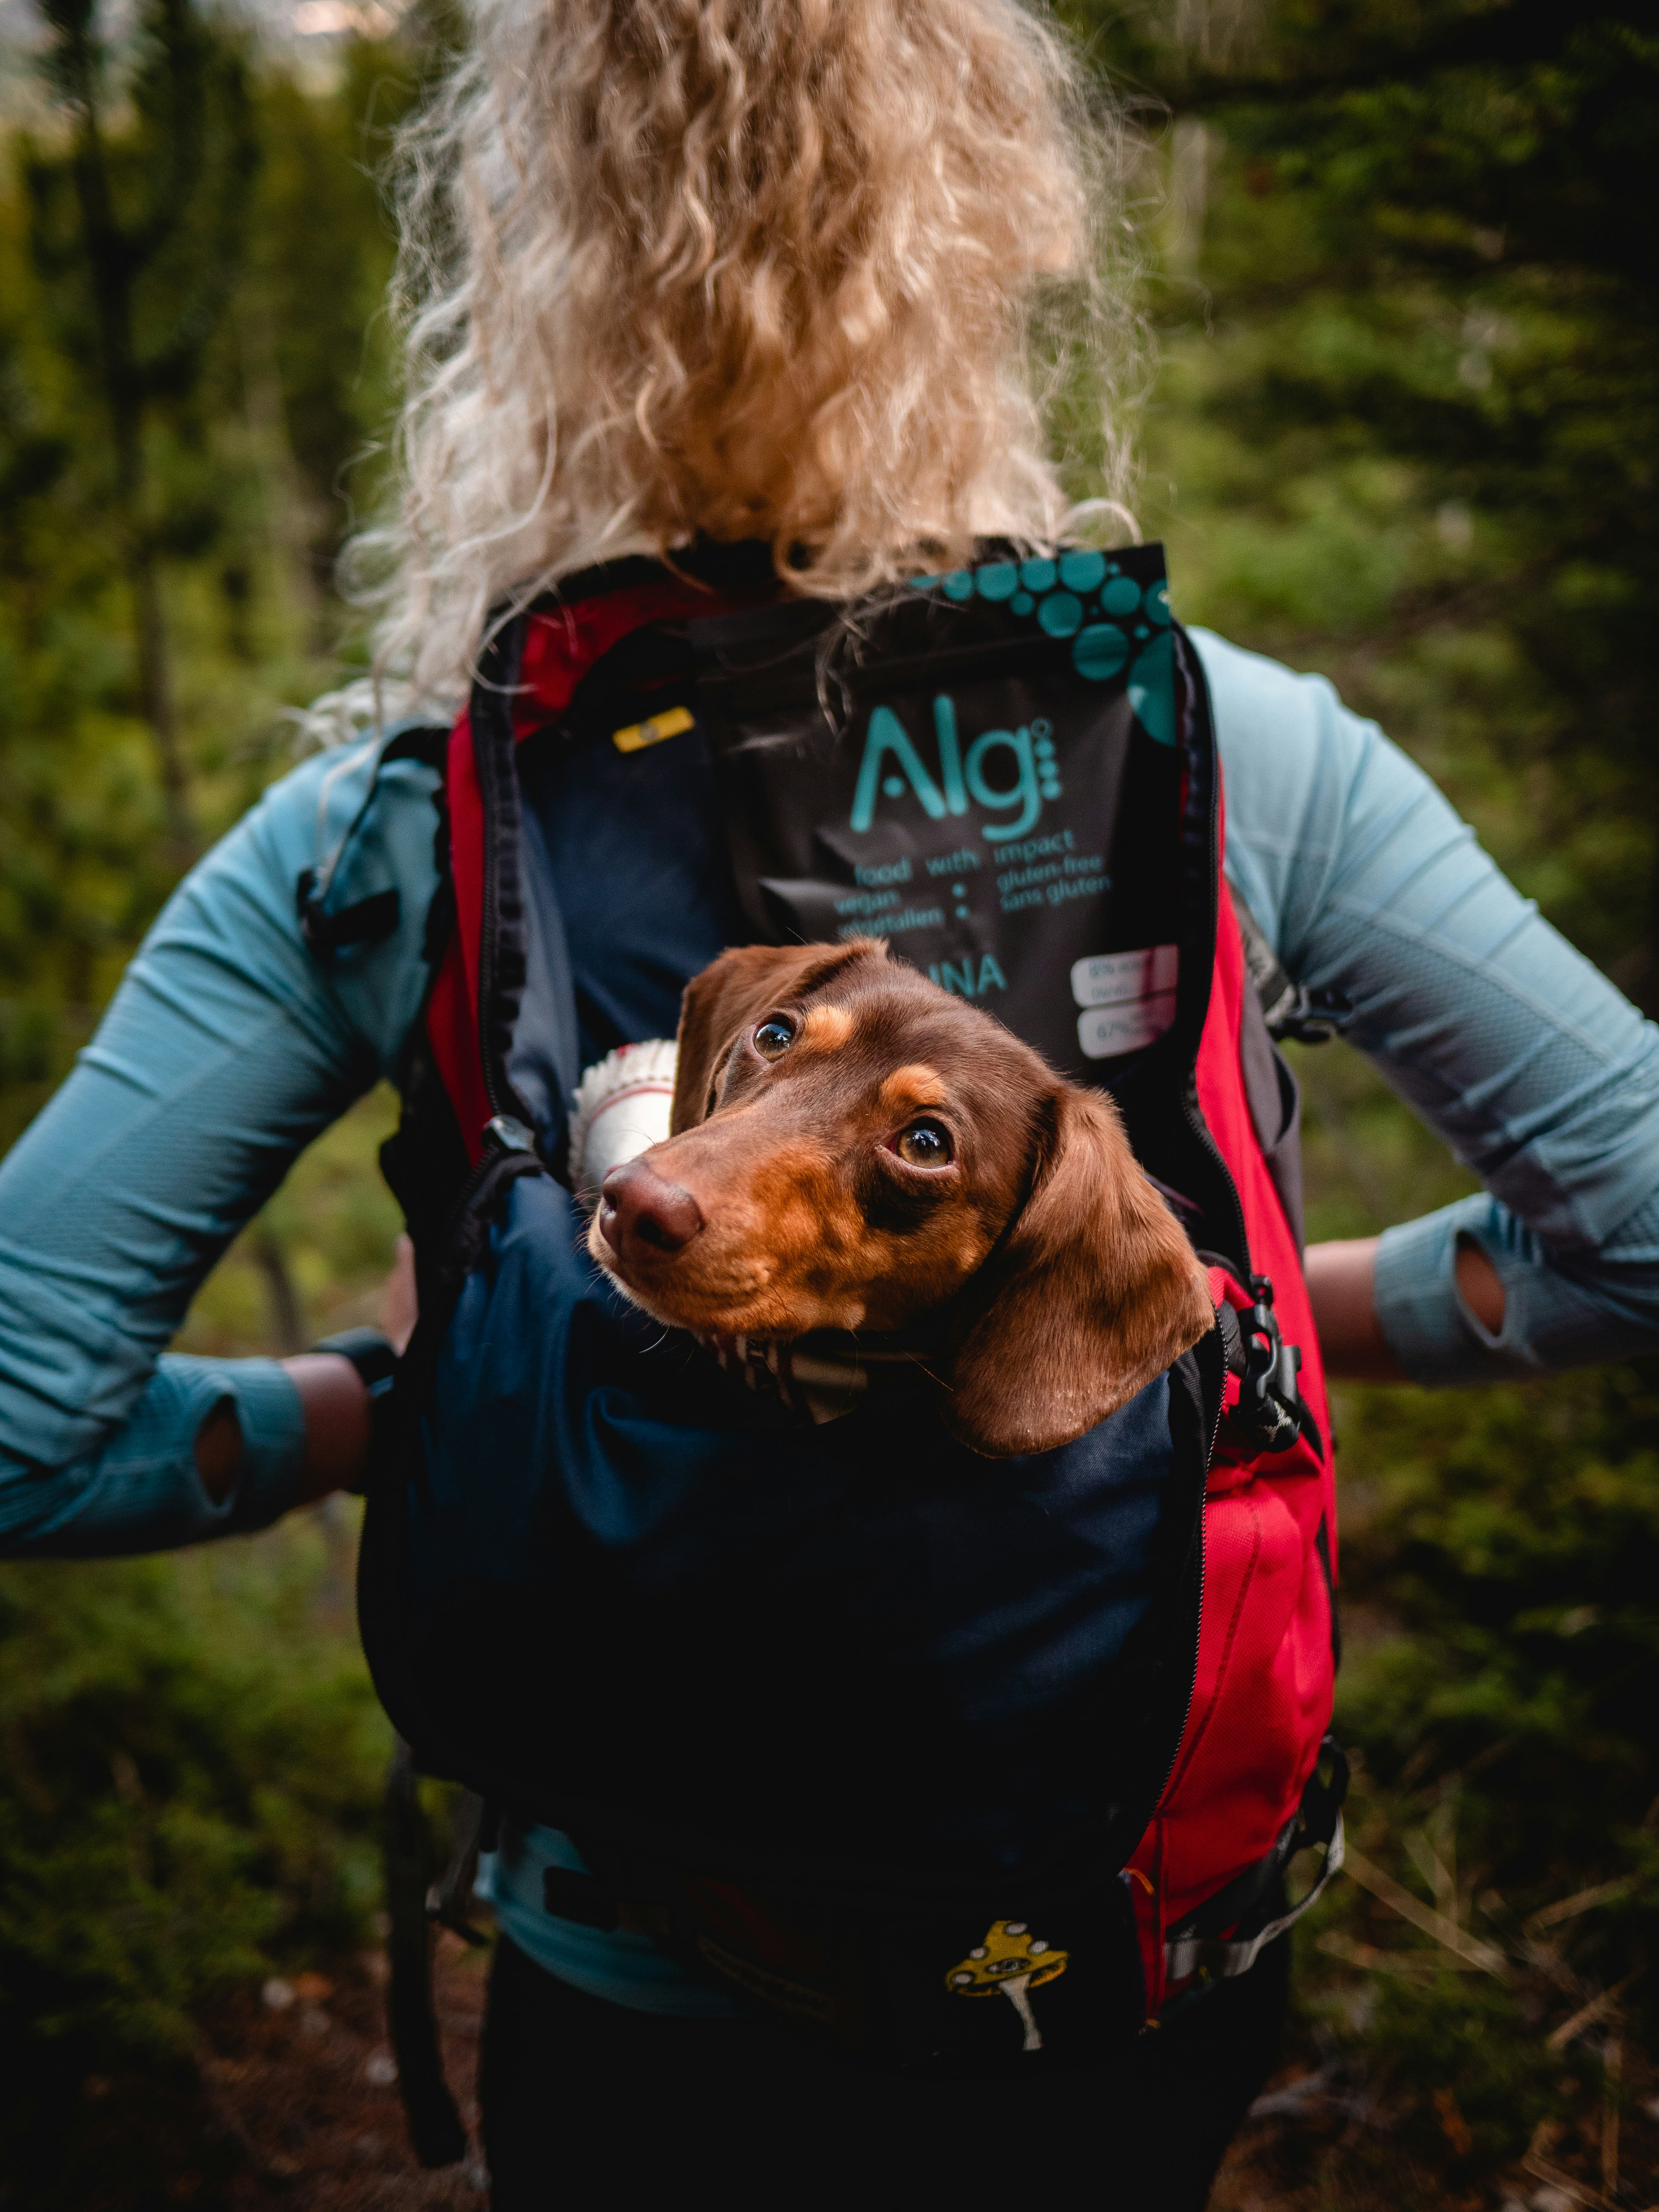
282 1354 376 1504
195 1235 420 1508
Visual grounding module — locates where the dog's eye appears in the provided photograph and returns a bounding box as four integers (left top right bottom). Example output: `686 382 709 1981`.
753 1017 796 1060
896 1121 953 1169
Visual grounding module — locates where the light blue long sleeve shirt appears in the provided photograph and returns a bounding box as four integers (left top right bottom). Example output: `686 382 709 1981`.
2 630 1656 1560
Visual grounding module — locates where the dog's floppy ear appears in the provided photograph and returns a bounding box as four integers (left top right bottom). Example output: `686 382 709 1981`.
946 1083 1215 1457
671 939 884 1133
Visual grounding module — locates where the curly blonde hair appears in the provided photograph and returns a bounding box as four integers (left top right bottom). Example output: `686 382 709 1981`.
351 0 1136 708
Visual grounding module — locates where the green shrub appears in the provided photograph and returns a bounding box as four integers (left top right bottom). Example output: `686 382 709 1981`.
0 1515 389 2195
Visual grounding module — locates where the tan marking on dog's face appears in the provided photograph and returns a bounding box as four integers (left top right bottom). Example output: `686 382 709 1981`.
877 1063 946 1116
591 1128 884 1338
800 1003 855 1049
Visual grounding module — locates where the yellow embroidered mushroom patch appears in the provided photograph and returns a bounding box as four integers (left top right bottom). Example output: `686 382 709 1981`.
944 1919 1070 2052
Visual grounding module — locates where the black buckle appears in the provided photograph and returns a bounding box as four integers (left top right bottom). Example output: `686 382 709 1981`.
1224 1276 1322 1458
543 1865 620 1932
1266 984 1353 1047
296 867 401 960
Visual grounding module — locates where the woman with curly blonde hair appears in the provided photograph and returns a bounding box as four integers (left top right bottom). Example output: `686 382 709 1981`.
6 2 1659 2205
357 0 1132 708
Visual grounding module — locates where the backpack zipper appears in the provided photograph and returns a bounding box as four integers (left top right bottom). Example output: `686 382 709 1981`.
1150 1330 1225 1829
1144 637 1240 1831
698 622 1074 719
450 1112 541 1220
471 622 534 1131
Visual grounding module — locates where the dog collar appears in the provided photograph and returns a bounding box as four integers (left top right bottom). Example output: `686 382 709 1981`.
698 1328 943 1426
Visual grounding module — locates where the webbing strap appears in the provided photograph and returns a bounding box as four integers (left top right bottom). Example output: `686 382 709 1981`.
1228 883 1353 1045
1164 1811 1345 1982
381 1739 468 2168
1163 1734 1348 1982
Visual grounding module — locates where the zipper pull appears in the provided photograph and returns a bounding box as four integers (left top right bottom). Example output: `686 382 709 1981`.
483 1114 538 1155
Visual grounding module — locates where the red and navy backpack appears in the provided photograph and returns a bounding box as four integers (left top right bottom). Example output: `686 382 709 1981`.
349 539 1347 2085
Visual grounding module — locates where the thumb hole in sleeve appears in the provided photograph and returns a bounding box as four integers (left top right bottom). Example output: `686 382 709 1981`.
194 1395 244 1507
1454 1232 1507 1337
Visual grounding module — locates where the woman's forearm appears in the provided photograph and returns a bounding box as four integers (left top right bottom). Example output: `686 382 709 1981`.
1304 1238 1404 1381
194 1354 371 1506
284 1354 373 1500
193 1239 416 1506
1305 1233 1505 1382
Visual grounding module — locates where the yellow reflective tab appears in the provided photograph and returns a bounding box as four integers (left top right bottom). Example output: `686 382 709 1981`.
612 704 695 754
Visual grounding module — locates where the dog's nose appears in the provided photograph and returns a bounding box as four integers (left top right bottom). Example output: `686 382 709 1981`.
598 1158 704 1257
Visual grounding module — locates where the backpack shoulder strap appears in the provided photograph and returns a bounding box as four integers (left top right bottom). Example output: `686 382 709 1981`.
1228 882 1351 1045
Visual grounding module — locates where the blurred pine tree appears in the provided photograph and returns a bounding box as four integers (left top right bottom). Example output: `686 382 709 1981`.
1073 0 1659 994
24 0 259 856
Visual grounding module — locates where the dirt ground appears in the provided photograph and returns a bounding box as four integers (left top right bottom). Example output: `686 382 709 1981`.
193 1938 491 2212
1212 2049 1659 2212
151 1942 1659 2211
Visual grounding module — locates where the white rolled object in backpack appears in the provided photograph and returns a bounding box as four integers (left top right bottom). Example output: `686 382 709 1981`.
566 1040 679 1212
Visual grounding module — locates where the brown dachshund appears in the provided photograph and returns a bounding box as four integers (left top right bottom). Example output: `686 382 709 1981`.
588 939 1214 1457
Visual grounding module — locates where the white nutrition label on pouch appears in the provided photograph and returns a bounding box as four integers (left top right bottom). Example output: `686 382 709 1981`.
1071 944 1179 1060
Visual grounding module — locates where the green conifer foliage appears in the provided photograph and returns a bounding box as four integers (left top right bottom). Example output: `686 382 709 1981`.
24 0 259 856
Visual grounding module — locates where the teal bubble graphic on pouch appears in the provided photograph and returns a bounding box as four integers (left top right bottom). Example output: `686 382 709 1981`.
1071 623 1129 682
1058 549 1107 595
1038 591 1083 638
1128 629 1176 746
858 562 1173 737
